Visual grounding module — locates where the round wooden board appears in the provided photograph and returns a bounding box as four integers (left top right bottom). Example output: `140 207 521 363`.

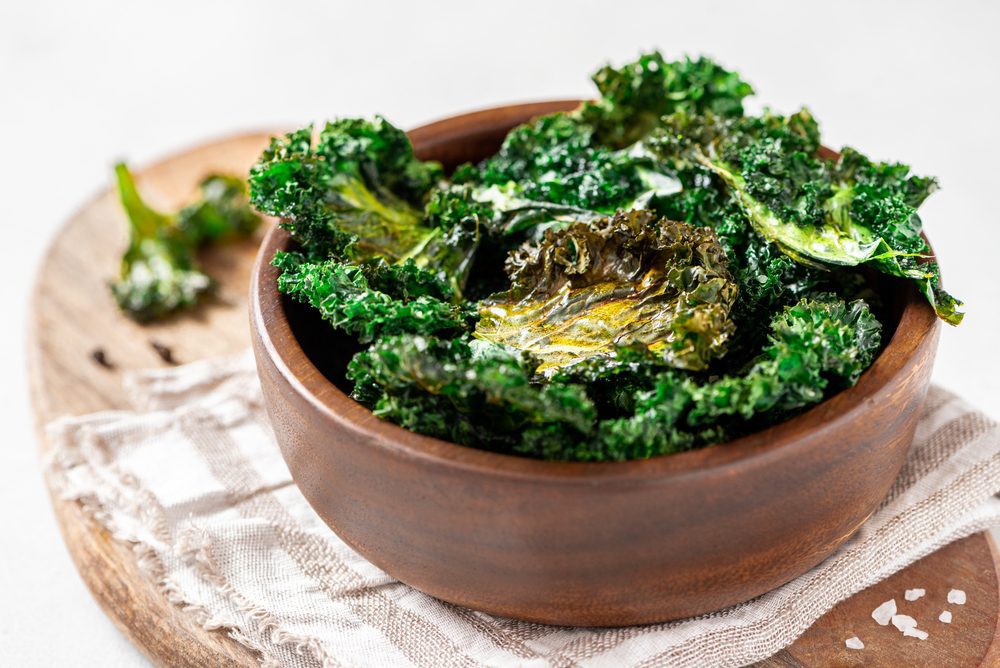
28 132 1000 667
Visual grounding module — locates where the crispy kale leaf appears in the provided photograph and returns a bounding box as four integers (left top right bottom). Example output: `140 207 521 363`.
453 113 679 237
111 163 260 322
650 109 963 324
471 113 643 211
709 195 832 363
579 51 754 149
347 335 596 457
591 294 882 460
272 251 470 343
249 118 477 295
474 210 737 373
646 111 836 359
448 53 751 237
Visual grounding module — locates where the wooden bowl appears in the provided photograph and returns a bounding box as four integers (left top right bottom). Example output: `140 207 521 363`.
250 101 940 626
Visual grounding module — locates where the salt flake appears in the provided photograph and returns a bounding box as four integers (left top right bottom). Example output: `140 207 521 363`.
891 614 929 640
904 588 926 601
872 599 897 625
845 636 865 650
948 589 966 605
939 610 952 623
891 614 918 632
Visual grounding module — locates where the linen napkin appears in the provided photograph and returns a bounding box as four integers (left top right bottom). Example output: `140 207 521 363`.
46 353 1000 668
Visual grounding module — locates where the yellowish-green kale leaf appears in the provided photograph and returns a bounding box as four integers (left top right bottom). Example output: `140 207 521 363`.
474 210 737 373
248 118 479 297
649 109 963 324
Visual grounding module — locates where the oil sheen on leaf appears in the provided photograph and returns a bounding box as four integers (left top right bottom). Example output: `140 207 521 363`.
475 210 737 373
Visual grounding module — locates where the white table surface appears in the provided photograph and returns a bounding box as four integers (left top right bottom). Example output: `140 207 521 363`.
2 1 998 665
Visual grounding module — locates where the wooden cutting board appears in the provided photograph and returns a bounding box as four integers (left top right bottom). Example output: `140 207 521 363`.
27 131 1000 667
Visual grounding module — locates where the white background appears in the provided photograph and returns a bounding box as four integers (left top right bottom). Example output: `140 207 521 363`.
2 1 998 665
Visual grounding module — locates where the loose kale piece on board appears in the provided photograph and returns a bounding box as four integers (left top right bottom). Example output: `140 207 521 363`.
111 163 260 322
177 174 262 246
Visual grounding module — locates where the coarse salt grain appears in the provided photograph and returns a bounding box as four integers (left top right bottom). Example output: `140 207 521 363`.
948 589 966 605
939 610 952 623
904 588 926 601
845 636 865 650
872 599 897 625
891 614 918 632
891 614 930 640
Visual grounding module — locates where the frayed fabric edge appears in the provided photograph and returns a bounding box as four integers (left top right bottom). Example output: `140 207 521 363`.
45 418 338 668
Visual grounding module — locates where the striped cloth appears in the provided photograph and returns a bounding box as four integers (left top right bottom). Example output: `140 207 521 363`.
47 354 1000 668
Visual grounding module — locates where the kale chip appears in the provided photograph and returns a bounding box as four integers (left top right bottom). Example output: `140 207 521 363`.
475 210 737 373
347 335 596 456
111 163 260 322
272 251 471 343
250 118 476 296
580 51 754 149
648 109 963 324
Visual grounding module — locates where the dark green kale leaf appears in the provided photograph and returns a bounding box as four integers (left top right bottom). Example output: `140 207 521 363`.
248 127 353 257
474 210 738 373
579 51 754 149
707 194 830 361
272 251 470 343
111 163 260 322
653 159 822 310
423 183 495 234
316 116 441 204
549 344 678 417
649 111 838 359
592 294 882 460
471 114 640 210
346 334 596 457
446 52 751 238
455 113 680 237
249 118 477 296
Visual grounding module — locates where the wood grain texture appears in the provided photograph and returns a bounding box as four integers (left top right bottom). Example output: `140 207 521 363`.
28 120 1000 666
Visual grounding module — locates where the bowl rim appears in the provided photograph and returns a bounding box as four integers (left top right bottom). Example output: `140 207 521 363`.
250 100 940 485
